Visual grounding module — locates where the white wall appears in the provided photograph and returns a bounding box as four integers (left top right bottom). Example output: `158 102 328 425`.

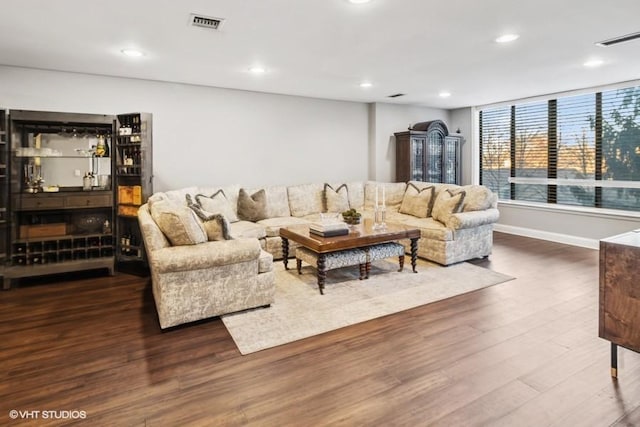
496 203 640 248
450 107 474 185
0 66 369 191
370 103 450 181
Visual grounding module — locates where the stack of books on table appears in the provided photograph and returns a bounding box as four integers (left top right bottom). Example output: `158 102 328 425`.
309 221 349 237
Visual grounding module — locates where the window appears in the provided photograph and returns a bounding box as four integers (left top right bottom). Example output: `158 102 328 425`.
479 84 640 212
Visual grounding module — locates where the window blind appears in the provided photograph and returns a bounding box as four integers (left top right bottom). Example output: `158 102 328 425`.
479 84 640 212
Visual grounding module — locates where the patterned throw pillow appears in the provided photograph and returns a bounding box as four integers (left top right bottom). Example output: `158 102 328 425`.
237 188 268 222
431 189 466 224
187 195 232 241
149 199 207 246
399 183 435 218
195 190 239 223
324 183 350 213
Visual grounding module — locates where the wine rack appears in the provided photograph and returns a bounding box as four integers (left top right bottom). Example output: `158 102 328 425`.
11 234 114 266
0 109 8 283
115 113 152 270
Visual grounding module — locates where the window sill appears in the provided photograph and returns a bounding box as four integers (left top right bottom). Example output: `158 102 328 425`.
497 199 640 222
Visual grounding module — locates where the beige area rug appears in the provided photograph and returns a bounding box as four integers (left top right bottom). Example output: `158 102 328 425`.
222 259 514 355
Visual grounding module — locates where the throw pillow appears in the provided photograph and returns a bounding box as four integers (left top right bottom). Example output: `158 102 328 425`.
194 190 239 223
237 188 268 222
431 189 466 224
187 195 232 241
149 199 207 246
188 202 232 241
399 183 435 218
324 183 350 213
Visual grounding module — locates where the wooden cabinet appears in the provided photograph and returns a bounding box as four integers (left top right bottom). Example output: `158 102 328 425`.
115 113 152 270
0 110 8 282
395 120 463 184
1 109 153 289
599 229 640 377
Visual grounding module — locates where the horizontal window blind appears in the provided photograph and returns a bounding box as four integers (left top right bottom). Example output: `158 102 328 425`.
556 93 596 207
479 106 511 200
514 101 548 202
601 86 640 210
479 84 640 212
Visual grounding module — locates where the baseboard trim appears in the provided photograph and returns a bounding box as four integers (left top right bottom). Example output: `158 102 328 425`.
494 224 599 250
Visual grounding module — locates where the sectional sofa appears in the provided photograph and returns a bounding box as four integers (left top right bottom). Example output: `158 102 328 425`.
138 180 499 328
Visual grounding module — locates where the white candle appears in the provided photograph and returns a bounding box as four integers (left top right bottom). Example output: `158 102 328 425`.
375 185 379 208
382 186 386 206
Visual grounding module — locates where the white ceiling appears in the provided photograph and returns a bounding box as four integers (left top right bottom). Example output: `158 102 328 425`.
1 0 639 109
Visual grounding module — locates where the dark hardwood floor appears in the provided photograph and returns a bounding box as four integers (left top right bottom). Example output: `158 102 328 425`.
2 232 639 426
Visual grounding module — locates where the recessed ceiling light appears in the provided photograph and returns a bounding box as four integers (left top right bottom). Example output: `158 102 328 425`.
121 48 144 57
583 59 604 68
495 34 520 43
359 82 373 88
439 91 451 98
348 0 371 4
248 66 266 74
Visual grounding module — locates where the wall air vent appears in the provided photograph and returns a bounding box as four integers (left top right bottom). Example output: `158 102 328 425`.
595 31 640 47
190 14 225 30
388 93 406 98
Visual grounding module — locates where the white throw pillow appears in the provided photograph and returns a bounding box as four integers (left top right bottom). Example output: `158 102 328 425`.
195 190 239 223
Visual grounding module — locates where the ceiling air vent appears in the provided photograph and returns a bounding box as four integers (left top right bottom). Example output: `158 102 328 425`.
595 31 640 47
190 14 225 30
388 93 405 98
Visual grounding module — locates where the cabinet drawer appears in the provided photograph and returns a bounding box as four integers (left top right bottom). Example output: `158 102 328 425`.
65 195 112 208
19 197 65 210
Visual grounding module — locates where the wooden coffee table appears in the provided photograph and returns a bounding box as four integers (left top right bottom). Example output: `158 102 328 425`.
279 220 420 294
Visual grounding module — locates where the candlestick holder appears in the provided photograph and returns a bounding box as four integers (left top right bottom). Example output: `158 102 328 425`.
373 204 387 230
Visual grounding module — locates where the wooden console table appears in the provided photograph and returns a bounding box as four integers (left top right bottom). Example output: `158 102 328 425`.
599 229 640 378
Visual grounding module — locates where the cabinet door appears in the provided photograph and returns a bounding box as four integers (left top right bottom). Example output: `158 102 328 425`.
425 131 444 183
443 136 460 184
410 137 426 181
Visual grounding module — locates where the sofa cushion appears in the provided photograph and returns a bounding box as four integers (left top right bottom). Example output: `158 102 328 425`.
432 189 466 224
288 183 324 217
399 182 435 218
238 188 268 222
195 190 239 223
461 185 497 212
229 220 267 239
324 183 350 213
364 182 407 210
257 216 311 237
393 215 454 241
149 199 207 246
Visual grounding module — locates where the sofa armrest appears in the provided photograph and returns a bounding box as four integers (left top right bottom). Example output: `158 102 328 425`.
445 208 500 230
150 238 261 274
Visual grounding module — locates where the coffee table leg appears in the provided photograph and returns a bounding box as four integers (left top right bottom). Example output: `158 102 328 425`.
410 238 418 273
317 253 326 295
281 237 289 270
399 255 405 272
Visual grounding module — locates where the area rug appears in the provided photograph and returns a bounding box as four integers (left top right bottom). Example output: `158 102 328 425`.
222 259 514 355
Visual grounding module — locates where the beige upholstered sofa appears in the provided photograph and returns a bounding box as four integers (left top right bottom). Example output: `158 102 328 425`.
138 180 498 328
